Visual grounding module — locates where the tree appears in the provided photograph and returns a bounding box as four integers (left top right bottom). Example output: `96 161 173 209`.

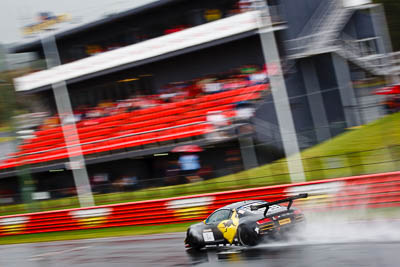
374 0 400 51
0 72 16 126
0 69 41 127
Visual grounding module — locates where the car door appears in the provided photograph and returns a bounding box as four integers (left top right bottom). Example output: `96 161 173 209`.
203 209 232 243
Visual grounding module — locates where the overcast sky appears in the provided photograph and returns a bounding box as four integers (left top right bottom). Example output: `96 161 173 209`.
0 0 157 45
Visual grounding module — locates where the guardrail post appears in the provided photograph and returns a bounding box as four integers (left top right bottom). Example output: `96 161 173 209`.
388 145 400 171
348 151 363 176
303 156 325 181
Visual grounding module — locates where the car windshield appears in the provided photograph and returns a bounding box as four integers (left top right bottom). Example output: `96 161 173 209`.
206 209 231 224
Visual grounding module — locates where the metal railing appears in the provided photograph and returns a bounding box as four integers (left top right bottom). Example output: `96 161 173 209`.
335 33 400 76
286 0 337 54
2 170 399 236
286 1 355 58
338 37 389 76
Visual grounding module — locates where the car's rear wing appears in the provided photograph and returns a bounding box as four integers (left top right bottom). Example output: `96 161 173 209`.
250 193 308 217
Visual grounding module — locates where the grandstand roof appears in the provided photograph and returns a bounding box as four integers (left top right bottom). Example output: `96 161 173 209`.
17 30 260 94
10 0 182 53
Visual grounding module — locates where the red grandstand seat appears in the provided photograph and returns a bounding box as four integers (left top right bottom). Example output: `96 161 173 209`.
79 127 114 140
157 128 176 143
139 132 159 146
174 99 195 107
39 131 63 140
120 135 143 150
78 118 102 127
104 138 129 151
177 115 207 125
161 102 178 110
232 92 261 102
204 88 245 101
0 158 18 169
128 113 153 123
196 98 234 109
35 126 62 136
81 143 96 155
85 140 112 154
27 149 68 164
138 105 164 116
100 112 131 123
157 107 186 117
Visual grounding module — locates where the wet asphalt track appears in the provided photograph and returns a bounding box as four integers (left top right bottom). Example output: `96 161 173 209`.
2 220 400 267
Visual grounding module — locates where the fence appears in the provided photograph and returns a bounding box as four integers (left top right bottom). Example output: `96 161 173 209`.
0 144 399 216
0 171 399 236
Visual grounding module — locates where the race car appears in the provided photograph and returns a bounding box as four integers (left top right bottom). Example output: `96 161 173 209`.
185 193 308 249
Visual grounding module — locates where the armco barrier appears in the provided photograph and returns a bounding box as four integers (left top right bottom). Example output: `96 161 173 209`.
1 171 400 236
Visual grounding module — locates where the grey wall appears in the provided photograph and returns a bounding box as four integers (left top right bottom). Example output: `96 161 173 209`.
280 0 322 39
344 9 375 39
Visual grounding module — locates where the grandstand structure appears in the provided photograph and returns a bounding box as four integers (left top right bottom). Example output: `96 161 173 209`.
1 0 395 199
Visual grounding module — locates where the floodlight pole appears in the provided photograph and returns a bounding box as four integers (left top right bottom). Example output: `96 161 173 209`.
257 9 306 183
41 35 94 207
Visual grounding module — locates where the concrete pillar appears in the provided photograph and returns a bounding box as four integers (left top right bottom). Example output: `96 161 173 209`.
300 58 332 142
331 53 362 127
239 136 259 170
370 5 393 55
0 44 7 72
370 4 399 84
257 10 306 183
41 35 94 207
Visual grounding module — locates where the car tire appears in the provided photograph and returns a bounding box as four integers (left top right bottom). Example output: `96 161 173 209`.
238 224 260 246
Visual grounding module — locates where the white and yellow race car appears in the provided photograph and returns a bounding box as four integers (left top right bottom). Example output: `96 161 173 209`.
185 194 308 249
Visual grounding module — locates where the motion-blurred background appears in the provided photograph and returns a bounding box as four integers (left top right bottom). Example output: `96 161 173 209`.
0 0 399 261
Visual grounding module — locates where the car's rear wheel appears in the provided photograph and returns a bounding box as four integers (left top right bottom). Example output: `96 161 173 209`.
238 224 260 246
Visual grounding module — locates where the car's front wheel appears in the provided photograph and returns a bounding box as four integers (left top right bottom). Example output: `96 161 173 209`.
185 230 205 250
238 224 260 246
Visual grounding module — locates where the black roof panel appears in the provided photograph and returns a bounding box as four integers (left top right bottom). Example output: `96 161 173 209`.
11 0 183 53
219 200 265 210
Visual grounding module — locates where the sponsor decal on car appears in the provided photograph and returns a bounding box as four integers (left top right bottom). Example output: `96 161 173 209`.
217 209 239 244
278 218 291 225
0 216 29 234
167 196 215 219
202 229 215 242
70 208 112 227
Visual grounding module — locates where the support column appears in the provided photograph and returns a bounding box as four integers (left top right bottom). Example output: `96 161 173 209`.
370 4 399 84
300 58 332 142
42 35 94 207
332 53 362 127
0 44 7 72
239 136 259 170
370 5 393 55
257 10 306 183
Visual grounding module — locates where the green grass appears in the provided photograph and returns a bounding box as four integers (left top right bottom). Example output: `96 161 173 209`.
1 113 400 216
0 222 194 245
0 125 11 133
0 136 15 143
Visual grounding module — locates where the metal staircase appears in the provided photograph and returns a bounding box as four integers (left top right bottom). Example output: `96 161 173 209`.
287 0 355 59
338 34 400 77
284 1 400 78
